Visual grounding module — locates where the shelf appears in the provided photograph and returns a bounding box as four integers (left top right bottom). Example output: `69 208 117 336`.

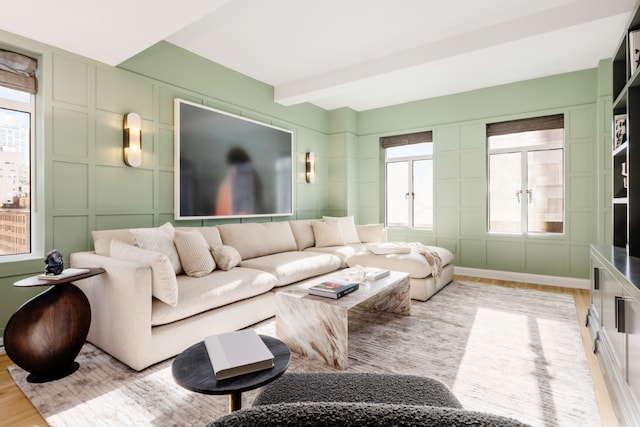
614 142 628 156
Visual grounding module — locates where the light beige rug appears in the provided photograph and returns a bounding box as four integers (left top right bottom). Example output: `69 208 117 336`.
8 280 601 426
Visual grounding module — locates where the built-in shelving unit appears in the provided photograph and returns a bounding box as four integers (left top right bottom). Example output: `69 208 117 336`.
588 4 640 425
612 6 640 254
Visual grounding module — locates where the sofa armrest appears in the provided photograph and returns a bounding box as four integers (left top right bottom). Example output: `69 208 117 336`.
70 251 154 370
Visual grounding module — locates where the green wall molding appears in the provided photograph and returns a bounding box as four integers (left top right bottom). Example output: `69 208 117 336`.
0 29 612 335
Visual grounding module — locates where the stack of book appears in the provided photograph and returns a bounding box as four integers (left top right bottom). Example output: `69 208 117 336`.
308 281 359 299
204 329 274 380
364 267 390 281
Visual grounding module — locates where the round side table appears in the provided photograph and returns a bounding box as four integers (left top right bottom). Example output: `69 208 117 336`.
172 334 291 412
3 268 105 383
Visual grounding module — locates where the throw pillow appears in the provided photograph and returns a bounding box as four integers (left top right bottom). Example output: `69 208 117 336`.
323 215 361 244
356 223 385 243
130 222 183 275
311 220 346 247
109 239 179 306
210 245 242 271
174 230 216 277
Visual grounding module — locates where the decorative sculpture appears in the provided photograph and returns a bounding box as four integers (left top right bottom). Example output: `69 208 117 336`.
44 249 64 275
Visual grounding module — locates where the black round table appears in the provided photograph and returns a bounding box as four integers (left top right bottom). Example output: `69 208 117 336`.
4 268 105 383
172 334 291 412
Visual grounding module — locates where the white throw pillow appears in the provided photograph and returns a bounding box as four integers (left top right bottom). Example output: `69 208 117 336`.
174 230 215 277
130 222 183 275
357 223 385 243
210 245 242 271
323 215 361 244
312 220 346 247
110 239 179 306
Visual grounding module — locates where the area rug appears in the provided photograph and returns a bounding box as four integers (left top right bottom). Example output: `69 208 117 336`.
8 280 601 426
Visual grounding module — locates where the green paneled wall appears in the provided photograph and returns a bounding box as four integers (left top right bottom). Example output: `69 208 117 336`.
355 64 611 280
0 30 613 337
0 33 333 336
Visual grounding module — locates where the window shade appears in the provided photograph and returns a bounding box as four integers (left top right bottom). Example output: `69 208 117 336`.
0 50 37 94
486 114 563 138
380 130 432 148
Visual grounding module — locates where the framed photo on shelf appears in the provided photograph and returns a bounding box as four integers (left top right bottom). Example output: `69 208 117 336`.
615 114 627 149
631 30 640 75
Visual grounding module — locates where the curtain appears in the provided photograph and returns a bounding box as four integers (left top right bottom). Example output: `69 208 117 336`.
486 114 564 137
380 130 432 148
0 49 37 94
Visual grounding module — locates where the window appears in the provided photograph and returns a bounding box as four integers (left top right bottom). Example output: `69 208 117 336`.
487 114 564 234
383 131 433 229
0 49 37 259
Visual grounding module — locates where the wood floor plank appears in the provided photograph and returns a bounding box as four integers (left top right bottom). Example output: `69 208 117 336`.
0 275 616 426
0 352 46 427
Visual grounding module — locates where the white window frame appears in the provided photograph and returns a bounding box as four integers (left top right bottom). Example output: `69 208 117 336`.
0 90 42 262
384 142 433 230
487 118 565 235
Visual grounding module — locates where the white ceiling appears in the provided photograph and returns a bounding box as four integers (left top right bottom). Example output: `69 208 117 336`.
0 0 635 111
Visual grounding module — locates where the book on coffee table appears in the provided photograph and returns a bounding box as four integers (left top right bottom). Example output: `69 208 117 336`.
308 281 359 299
364 267 390 281
204 329 274 380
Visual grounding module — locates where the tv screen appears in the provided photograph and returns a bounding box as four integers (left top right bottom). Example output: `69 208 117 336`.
174 99 293 220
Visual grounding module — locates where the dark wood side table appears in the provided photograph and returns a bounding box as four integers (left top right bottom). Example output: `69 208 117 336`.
3 268 105 383
172 334 291 412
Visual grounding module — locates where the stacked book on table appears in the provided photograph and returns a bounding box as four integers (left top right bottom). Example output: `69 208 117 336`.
308 281 359 299
204 329 274 380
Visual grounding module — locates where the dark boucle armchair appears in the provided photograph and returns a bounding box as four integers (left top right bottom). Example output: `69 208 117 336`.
208 372 530 427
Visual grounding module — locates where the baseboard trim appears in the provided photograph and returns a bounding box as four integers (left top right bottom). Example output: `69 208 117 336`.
453 266 589 290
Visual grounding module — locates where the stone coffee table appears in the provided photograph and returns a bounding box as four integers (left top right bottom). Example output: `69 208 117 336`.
275 270 410 369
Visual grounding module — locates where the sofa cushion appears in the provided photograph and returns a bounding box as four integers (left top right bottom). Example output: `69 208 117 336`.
110 239 179 306
347 245 454 279
311 220 346 247
151 267 277 326
130 222 183 275
240 251 342 287
211 245 242 271
366 242 411 254
305 243 367 268
174 229 216 277
323 215 361 244
288 219 316 250
177 226 223 248
356 224 385 243
92 228 135 256
218 222 297 260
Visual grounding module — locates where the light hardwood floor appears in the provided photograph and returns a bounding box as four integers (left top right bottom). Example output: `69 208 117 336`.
0 275 617 427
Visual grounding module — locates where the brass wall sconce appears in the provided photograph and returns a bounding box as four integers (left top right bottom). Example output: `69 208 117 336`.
123 112 142 167
305 152 315 183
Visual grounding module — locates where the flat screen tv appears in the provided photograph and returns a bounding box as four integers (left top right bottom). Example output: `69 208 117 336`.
174 99 293 220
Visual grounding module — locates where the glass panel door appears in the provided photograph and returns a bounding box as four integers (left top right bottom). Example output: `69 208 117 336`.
489 152 521 232
413 159 433 228
527 149 563 233
386 161 408 227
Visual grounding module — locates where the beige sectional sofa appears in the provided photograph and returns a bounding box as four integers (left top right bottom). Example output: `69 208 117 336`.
70 218 454 371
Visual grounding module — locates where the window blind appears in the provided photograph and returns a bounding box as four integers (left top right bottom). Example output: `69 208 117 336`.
0 49 37 94
380 130 432 149
486 114 563 137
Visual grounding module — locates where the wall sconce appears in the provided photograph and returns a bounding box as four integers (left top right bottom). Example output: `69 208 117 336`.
123 112 142 167
305 152 316 183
